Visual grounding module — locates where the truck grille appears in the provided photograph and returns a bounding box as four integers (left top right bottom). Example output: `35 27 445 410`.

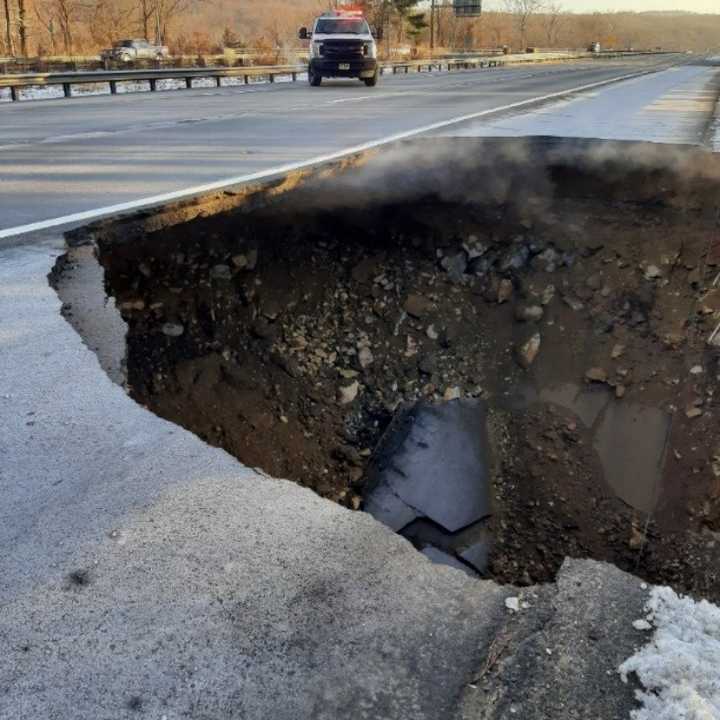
321 40 364 59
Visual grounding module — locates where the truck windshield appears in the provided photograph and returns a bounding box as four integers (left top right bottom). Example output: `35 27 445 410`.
315 19 369 35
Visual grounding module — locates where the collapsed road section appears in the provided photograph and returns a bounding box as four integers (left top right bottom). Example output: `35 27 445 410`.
60 137 720 599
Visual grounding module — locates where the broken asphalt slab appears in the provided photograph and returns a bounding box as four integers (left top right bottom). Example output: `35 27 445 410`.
0 238 663 720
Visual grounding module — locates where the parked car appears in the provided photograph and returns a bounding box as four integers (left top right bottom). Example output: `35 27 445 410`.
101 39 170 63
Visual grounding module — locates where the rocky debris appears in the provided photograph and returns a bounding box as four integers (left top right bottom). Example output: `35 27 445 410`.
231 253 249 269
358 346 374 369
540 285 556 306
403 293 433 319
440 253 468 282
611 344 625 360
585 367 608 383
443 387 462 401
161 322 184 337
699 289 720 315
515 304 544 323
497 279 514 304
516 333 541 369
210 264 232 281
119 299 145 312
563 295 585 312
644 264 663 281
337 381 360 405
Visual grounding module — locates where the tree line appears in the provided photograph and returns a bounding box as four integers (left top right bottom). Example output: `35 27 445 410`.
2 1 719 59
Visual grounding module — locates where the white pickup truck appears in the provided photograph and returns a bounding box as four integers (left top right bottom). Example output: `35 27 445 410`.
298 10 380 87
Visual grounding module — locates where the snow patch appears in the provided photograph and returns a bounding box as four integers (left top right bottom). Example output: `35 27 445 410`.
619 586 720 720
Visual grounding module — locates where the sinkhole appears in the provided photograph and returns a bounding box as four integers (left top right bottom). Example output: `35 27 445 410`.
59 137 720 598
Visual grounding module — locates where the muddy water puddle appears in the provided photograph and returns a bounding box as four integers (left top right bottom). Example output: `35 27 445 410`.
509 382 671 514
65 138 720 598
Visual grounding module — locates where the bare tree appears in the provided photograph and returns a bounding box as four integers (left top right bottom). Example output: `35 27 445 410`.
503 0 543 50
17 0 27 56
541 1 563 48
3 0 14 56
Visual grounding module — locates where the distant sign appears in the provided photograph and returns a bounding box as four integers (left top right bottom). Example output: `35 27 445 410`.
453 0 482 16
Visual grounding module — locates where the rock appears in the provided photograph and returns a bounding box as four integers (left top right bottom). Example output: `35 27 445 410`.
690 365 704 375
686 406 704 419
632 619 653 631
516 333 541 370
251 318 277 340
338 368 359 379
585 367 608 383
498 279 514 304
403 294 433 319
644 264 662 280
418 356 438 376
246 249 259 271
332 445 363 467
463 235 488 260
440 253 468 282
139 262 152 278
615 385 626 399
699 289 720 315
535 247 559 272
358 347 374 369
586 274 603 291
261 299 283 321
337 381 360 405
119 299 146 312
563 295 585 312
505 597 521 613
426 324 439 341
514 304 544 323
210 264 232 281
231 254 248 269
663 332 686 349
611 344 625 360
443 387 461 401
161 323 184 338
500 245 530 272
541 285 556 306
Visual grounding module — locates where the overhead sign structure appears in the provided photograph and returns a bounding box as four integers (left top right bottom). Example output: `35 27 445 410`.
453 0 483 16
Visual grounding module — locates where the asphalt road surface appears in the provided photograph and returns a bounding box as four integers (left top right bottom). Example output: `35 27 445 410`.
0 55 695 237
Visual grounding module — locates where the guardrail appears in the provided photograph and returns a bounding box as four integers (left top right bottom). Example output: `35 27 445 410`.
0 51 678 103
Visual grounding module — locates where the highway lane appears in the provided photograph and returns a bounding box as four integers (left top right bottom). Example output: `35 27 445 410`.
0 56 692 236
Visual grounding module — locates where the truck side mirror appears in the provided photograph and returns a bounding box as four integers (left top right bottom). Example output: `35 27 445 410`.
373 26 383 41
298 27 308 40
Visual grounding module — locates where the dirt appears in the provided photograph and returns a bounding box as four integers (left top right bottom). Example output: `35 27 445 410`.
87 139 720 599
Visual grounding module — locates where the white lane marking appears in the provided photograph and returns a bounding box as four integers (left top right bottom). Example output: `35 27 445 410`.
0 67 658 240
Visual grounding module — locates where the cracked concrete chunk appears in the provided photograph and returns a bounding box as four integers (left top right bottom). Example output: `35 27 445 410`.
364 399 492 534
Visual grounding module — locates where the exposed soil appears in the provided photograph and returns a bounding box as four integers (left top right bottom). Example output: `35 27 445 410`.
89 139 720 599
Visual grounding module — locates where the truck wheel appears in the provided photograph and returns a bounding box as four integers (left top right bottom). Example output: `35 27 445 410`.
363 71 378 87
309 70 322 87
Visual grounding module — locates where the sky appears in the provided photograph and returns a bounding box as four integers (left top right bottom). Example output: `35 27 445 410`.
485 0 717 11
